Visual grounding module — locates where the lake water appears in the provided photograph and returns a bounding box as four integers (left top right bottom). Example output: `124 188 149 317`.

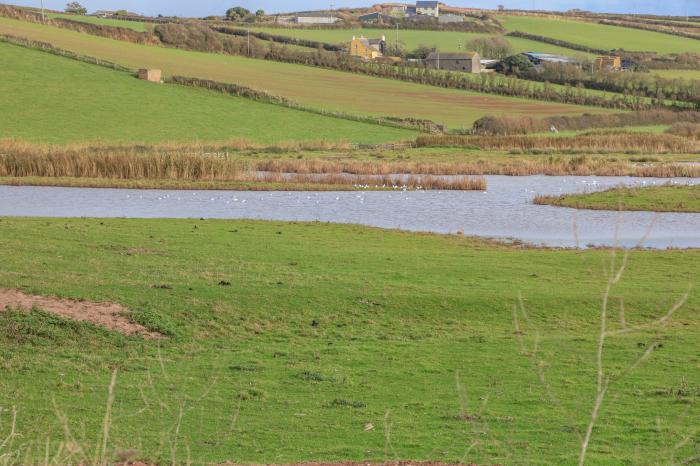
1 175 699 248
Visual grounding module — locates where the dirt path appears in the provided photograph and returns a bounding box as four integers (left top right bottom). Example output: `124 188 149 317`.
0 288 161 338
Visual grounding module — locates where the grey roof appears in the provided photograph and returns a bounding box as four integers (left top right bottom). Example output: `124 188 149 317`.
416 1 439 8
523 52 571 62
426 51 478 60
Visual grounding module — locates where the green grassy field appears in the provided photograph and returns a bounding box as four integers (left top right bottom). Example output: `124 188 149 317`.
45 12 149 32
0 41 415 144
0 217 697 464
247 26 592 56
536 184 700 212
0 17 609 129
653 69 700 81
499 15 700 54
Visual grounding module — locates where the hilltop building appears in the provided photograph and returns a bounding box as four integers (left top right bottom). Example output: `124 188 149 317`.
350 35 387 61
415 1 440 17
425 51 481 73
276 14 340 24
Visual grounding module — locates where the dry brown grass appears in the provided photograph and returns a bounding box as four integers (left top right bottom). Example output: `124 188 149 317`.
666 122 700 140
2 140 699 183
0 140 485 191
416 132 700 154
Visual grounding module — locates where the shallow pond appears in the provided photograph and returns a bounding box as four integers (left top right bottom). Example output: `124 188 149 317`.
1 175 699 248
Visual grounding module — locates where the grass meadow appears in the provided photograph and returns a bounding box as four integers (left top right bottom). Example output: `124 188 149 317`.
245 26 591 56
0 217 698 464
0 17 608 129
535 184 700 212
0 41 415 144
653 69 700 81
499 14 700 54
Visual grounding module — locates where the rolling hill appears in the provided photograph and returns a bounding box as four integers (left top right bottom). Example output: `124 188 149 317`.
0 16 608 129
0 40 415 144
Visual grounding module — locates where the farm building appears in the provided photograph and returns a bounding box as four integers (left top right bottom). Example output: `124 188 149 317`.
522 52 573 65
350 35 386 61
358 12 384 23
415 1 440 17
425 51 481 73
89 10 116 17
385 4 408 15
277 14 340 24
594 55 622 71
294 15 340 24
438 14 464 23
138 69 162 83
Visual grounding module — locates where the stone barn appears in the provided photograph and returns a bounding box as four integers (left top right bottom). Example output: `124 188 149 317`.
138 69 162 83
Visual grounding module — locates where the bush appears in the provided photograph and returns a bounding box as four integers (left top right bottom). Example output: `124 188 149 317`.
495 54 534 74
467 35 512 59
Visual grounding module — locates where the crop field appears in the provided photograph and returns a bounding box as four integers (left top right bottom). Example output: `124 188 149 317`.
45 12 149 31
0 17 608 129
499 15 700 54
246 26 592 56
0 217 698 464
0 41 415 144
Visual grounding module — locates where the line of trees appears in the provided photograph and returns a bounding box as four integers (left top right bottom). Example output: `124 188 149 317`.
504 61 700 108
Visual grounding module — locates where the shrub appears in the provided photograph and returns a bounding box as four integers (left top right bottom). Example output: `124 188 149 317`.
467 35 513 59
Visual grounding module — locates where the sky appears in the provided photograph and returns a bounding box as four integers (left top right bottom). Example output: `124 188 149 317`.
8 0 699 17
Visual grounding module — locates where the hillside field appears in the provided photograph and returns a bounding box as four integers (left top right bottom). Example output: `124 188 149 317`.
246 26 592 57
653 69 700 81
0 41 415 144
499 14 700 54
0 17 609 129
46 12 149 31
0 217 698 464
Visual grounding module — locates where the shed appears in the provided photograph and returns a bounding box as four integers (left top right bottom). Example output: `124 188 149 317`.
138 69 162 83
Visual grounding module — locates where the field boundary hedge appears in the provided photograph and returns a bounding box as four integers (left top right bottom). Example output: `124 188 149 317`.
598 19 700 42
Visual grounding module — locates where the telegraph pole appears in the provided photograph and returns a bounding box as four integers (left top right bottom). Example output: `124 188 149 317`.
395 23 399 52
247 29 250 56
40 0 45 22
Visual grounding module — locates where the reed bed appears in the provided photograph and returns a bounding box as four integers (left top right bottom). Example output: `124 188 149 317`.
255 157 700 178
416 132 700 154
0 141 485 191
2 140 699 182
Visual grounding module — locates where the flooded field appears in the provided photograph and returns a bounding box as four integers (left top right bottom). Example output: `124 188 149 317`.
1 175 698 248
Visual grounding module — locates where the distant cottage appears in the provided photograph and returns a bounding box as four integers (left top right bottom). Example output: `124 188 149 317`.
425 51 481 73
350 35 386 61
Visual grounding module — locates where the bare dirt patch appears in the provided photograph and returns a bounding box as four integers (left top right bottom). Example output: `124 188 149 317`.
0 288 161 338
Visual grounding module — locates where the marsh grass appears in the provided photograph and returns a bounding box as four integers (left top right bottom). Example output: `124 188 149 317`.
534 184 700 212
2 140 699 184
0 141 486 190
417 132 700 154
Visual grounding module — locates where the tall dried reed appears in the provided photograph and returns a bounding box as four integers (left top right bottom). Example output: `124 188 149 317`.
416 132 700 154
